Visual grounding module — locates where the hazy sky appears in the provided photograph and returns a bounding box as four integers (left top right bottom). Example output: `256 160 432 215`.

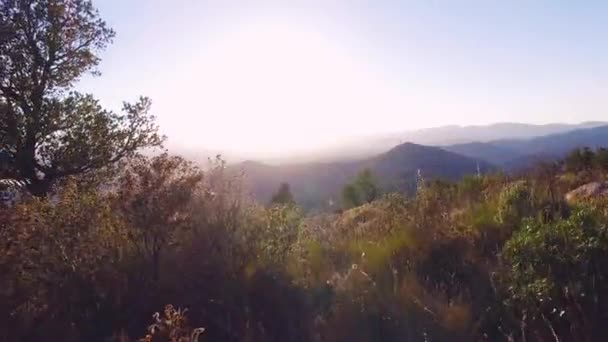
78 0 608 156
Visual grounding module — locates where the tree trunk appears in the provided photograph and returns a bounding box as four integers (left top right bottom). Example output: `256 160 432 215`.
541 313 560 342
16 138 54 197
520 312 527 342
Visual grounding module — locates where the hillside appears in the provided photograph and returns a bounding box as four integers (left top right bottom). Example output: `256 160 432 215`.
236 142 493 209
440 125 608 170
497 125 608 156
238 125 608 208
324 121 608 161
417 121 607 145
441 142 525 166
164 122 606 165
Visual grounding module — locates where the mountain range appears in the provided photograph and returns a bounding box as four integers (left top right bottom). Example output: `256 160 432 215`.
231 122 608 209
294 121 608 162
169 121 607 165
442 125 608 170
235 143 492 210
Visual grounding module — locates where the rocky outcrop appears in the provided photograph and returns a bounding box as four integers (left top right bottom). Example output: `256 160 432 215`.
565 181 608 203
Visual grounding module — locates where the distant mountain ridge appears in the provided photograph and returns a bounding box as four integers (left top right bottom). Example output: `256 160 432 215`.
170 122 607 165
441 125 608 170
235 142 493 209
348 121 608 159
440 142 524 166
174 121 608 209
413 121 607 145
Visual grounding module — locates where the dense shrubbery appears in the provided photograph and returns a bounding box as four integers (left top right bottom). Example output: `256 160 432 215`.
3 1 608 341
2 152 608 341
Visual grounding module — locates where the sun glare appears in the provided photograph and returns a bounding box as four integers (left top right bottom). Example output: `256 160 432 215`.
165 22 405 156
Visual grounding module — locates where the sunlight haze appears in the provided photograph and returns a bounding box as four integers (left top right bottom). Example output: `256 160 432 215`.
6 1 608 339
77 0 608 157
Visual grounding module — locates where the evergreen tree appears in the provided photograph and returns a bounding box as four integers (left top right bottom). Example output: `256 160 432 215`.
271 182 295 205
341 169 379 209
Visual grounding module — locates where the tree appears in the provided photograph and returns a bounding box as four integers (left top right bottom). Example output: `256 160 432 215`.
595 147 608 171
341 183 360 209
341 169 379 209
564 147 595 173
354 169 379 203
0 0 163 196
115 154 202 283
270 182 295 205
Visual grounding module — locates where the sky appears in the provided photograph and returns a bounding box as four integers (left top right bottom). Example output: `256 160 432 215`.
77 0 608 157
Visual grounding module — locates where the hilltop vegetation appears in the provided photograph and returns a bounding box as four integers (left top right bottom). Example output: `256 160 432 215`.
3 149 608 341
236 143 493 210
237 128 608 209
3 1 608 342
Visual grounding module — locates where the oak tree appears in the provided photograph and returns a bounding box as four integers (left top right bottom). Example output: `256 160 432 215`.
0 0 163 196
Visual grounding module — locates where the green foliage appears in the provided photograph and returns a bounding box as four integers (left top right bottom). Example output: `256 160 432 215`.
3 1 608 340
341 183 360 209
562 146 608 179
496 180 534 225
458 174 483 197
565 147 595 173
341 169 380 209
270 182 295 205
115 153 203 282
0 180 128 340
0 0 163 196
252 203 303 266
503 207 608 340
595 147 608 171
3 145 608 341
